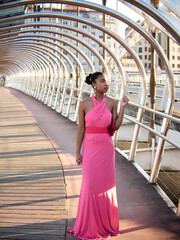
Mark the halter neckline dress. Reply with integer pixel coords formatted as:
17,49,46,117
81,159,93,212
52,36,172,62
69,95,120,239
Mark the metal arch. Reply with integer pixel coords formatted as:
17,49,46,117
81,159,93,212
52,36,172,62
12,48,49,95
0,1,173,105
7,31,95,73
120,0,180,41
21,54,49,98
0,23,100,83
2,42,59,101
0,55,30,74
0,13,142,84
25,33,95,73
0,3,174,114
0,42,78,109
24,37,86,104
0,38,62,75
0,54,29,78
0,64,20,76
0,59,27,75
5,36,85,81
0,2,175,107
2,54,41,93
0,62,24,88
14,38,75,81
0,36,85,90
0,0,179,44
0,30,112,116
17,56,43,95
0,42,54,96
18,44,66,102
0,21,128,99
31,37,85,82
20,50,55,100
0,29,100,116
16,37,77,104
23,26,112,84
0,44,49,75
23,43,65,104
0,64,21,79
0,68,14,77
1,35,81,112
17,43,61,101
0,34,107,109
0,26,107,80
118,1,179,44
21,22,126,110
0,24,111,111
0,13,173,102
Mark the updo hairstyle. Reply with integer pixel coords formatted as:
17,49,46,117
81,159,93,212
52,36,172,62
85,72,103,85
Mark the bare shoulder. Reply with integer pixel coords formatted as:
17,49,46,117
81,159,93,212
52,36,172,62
79,97,93,112
106,96,116,107
81,97,92,106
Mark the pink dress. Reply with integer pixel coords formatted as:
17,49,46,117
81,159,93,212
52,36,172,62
69,95,120,239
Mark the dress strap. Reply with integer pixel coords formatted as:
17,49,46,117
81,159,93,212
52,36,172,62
92,95,106,106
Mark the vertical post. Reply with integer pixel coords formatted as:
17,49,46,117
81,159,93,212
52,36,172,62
148,0,159,146
167,36,170,60
149,116,170,183
102,0,107,68
115,0,119,98
76,6,79,89
148,30,156,146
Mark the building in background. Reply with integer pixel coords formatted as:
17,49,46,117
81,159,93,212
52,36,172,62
125,26,180,72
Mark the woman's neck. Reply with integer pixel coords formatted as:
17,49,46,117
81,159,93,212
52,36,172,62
94,92,104,102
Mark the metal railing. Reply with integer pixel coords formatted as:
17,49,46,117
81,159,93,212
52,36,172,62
0,0,179,215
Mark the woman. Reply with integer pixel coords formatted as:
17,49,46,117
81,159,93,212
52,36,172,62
69,72,129,239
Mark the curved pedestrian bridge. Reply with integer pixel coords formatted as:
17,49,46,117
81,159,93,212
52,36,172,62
0,0,180,239
0,87,179,240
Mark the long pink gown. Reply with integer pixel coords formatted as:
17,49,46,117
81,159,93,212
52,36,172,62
69,95,120,239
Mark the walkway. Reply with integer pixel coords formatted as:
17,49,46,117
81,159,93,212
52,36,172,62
0,87,179,240
0,88,67,239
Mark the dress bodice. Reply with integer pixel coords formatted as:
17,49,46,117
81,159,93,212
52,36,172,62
85,95,112,128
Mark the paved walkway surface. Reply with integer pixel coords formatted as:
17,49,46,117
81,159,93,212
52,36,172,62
0,88,67,239
0,87,180,240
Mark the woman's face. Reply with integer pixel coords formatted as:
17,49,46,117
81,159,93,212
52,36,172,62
94,74,109,93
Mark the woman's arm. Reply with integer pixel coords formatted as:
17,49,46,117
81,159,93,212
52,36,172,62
112,96,129,130
76,101,85,165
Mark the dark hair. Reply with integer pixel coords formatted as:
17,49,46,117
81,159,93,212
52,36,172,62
85,72,103,85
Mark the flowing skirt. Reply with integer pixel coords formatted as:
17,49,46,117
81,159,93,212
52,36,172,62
69,133,120,239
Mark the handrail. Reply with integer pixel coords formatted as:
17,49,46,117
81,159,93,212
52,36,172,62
129,101,180,124
124,115,180,150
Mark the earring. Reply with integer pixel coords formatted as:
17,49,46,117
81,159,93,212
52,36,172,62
93,86,96,96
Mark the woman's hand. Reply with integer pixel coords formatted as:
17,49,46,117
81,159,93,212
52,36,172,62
121,96,129,107
112,95,129,130
76,153,82,165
